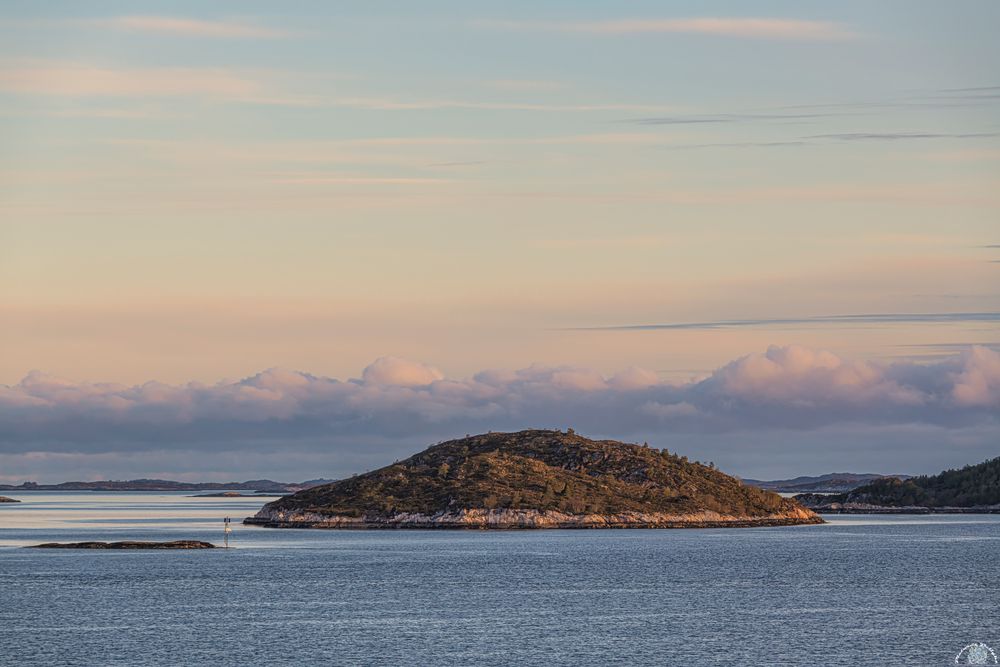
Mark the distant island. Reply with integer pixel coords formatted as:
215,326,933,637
246,430,822,529
0,478,334,493
0,496,20,503
744,472,910,494
191,491,287,498
30,541,216,549
796,456,1000,513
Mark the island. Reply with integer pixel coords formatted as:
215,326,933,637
246,429,822,529
796,456,1000,513
191,491,287,498
743,472,909,494
29,540,216,549
0,496,20,503
0,478,333,493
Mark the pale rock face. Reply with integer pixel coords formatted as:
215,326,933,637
248,506,821,529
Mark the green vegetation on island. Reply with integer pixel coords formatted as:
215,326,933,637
247,430,820,529
796,456,1000,511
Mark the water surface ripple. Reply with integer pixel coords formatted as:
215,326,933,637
1,492,997,665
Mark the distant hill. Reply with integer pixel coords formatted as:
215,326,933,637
247,429,821,529
744,473,910,494
0,478,335,493
796,457,1000,512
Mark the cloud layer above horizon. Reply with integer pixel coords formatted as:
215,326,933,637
2,346,997,482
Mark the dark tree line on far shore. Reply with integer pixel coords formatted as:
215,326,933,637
839,456,1000,507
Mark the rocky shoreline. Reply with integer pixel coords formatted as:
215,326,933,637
30,540,217,549
247,430,823,531
0,496,20,503
245,506,822,529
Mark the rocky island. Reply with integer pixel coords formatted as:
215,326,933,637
30,540,216,549
796,456,1000,513
246,430,822,529
0,496,20,503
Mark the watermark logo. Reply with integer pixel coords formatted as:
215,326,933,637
955,642,998,665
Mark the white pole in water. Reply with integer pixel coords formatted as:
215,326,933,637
223,516,232,549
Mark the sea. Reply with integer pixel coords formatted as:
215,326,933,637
0,492,997,666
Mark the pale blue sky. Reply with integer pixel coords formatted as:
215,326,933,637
0,2,997,480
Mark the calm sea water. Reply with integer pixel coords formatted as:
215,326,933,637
1,492,998,666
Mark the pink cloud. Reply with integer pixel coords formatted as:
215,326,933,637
100,16,287,39
0,347,996,457
609,367,662,390
362,357,444,387
712,345,926,406
951,346,1000,407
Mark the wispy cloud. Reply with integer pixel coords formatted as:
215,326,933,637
921,149,1000,162
0,62,677,112
572,312,1000,332
0,60,265,98
623,112,835,125
273,175,453,186
532,234,673,250
897,342,1000,350
98,133,686,165
926,85,1000,101
427,160,488,168
98,16,287,39
938,85,1000,93
482,17,856,41
44,107,169,119
807,132,996,141
325,96,677,112
486,79,567,91
664,141,807,150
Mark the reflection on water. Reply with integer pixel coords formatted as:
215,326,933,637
0,491,271,539
1,493,999,666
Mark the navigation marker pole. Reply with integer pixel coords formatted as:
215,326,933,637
223,516,232,549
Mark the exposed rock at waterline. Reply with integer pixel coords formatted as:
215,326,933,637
247,430,822,529
30,540,216,549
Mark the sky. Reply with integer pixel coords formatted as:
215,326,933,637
1,1,998,482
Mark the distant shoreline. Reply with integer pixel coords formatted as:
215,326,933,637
190,492,287,498
1,488,282,494
0,478,333,493
811,505,1000,514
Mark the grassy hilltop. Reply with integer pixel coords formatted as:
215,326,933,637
249,430,819,528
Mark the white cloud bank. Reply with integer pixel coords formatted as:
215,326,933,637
1,346,997,455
